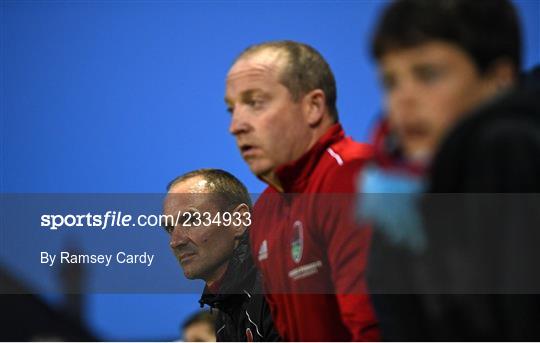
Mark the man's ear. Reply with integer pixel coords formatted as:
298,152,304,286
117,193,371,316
302,89,326,127
231,203,250,238
485,58,517,94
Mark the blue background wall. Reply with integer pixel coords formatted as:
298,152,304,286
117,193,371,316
2,0,539,340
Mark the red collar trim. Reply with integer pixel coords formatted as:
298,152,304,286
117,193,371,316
371,118,427,176
271,123,345,193
207,267,227,294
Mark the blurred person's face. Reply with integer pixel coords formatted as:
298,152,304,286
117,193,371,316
183,322,216,342
379,41,512,160
163,176,243,283
226,49,313,182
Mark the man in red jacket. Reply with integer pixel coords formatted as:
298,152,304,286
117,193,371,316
225,40,380,341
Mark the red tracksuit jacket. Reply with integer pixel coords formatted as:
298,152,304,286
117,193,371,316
250,124,380,341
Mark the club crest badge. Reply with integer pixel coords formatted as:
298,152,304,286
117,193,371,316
291,220,304,263
246,328,254,342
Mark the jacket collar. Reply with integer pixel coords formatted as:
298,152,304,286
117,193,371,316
198,232,256,311
270,123,345,193
370,118,427,176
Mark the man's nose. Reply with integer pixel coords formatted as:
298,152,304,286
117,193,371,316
229,108,250,136
170,226,189,248
393,79,418,110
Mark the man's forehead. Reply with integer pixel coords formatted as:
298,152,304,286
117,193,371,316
381,41,462,69
169,176,213,194
164,177,217,209
227,49,287,81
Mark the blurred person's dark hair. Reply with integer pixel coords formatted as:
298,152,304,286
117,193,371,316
182,310,217,342
235,40,339,121
372,0,522,75
167,168,252,210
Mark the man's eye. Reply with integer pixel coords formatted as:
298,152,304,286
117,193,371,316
417,67,443,84
247,99,263,108
226,106,233,114
381,75,396,92
163,225,174,234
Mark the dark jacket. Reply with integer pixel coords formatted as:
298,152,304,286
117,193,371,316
428,66,540,193
199,233,280,342
418,66,540,340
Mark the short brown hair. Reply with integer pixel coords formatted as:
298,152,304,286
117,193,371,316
167,168,252,210
181,310,216,332
236,40,339,122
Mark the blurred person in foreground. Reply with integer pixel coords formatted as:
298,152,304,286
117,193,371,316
357,0,540,340
421,65,540,341
181,311,217,342
225,40,379,341
163,169,279,341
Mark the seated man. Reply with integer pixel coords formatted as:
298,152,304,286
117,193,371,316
162,169,280,342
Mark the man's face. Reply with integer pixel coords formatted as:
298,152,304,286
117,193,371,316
225,50,312,179
379,41,499,159
163,176,236,282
